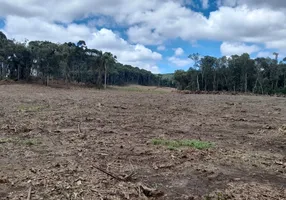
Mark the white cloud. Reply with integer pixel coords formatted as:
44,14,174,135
1,0,286,53
87,29,162,72
217,0,238,7
2,0,286,72
0,0,198,24
1,0,286,51
157,45,166,51
127,25,164,45
0,0,162,23
256,51,286,60
201,0,209,9
125,1,208,43
4,16,92,43
88,30,162,62
256,51,273,58
174,48,184,56
1,15,161,73
265,40,286,50
220,42,260,56
218,0,286,9
168,56,192,67
167,47,191,68
124,2,286,53
87,16,116,28
123,62,160,74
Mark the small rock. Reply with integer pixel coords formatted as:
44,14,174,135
76,180,82,186
152,164,158,170
181,154,188,159
97,103,102,107
30,168,37,173
54,163,61,168
0,178,9,184
275,161,284,165
263,125,273,130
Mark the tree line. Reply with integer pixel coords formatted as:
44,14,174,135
0,31,173,88
174,53,286,94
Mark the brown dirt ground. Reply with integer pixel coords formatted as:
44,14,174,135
0,84,285,200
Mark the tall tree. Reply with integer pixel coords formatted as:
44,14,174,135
200,56,217,91
102,52,117,89
188,53,201,90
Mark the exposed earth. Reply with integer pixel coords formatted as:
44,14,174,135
0,84,285,199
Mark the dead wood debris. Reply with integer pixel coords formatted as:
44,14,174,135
27,185,32,200
94,165,136,182
94,165,164,198
78,122,82,134
113,105,128,109
138,184,165,198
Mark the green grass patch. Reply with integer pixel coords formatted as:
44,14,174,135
17,105,47,113
22,139,41,146
204,192,229,200
0,138,14,144
152,139,214,150
0,137,41,146
167,146,179,151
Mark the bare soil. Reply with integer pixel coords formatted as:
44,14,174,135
0,84,285,200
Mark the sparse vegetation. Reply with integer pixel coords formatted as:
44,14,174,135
22,139,41,146
17,105,47,112
167,146,179,151
205,193,228,200
152,139,214,150
0,138,14,144
0,137,41,146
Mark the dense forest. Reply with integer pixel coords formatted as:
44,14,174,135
0,31,173,88
3,30,285,94
174,53,286,94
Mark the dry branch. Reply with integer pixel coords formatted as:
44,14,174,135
94,165,135,182
78,122,82,134
27,185,32,200
138,184,164,198
94,166,125,181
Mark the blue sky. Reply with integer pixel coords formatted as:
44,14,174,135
0,0,286,73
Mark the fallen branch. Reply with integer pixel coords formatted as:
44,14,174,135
94,166,125,181
94,165,163,198
54,127,96,133
122,171,137,182
90,189,105,200
138,184,164,198
78,123,82,134
94,166,135,182
27,185,32,200
113,105,127,110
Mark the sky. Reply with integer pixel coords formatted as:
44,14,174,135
0,0,286,74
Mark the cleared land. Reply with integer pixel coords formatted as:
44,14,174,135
0,84,285,200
